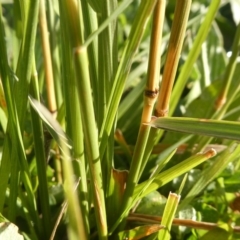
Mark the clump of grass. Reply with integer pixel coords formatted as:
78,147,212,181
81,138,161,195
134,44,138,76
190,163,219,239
0,1,240,239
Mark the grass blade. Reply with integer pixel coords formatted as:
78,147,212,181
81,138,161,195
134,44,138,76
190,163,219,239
170,0,221,115
110,148,176,234
0,4,39,233
39,0,57,114
59,1,89,233
180,142,240,210
29,65,51,238
29,98,87,240
60,1,108,237
149,117,240,141
84,0,134,47
158,192,180,240
134,149,216,200
99,0,158,156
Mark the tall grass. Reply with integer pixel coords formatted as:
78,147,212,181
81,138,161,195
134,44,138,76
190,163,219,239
0,0,240,239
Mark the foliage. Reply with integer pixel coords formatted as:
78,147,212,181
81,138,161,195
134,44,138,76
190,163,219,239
0,0,240,239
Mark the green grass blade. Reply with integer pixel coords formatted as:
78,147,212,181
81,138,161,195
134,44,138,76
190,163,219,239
84,0,134,47
59,2,89,234
80,0,98,116
30,109,51,238
139,135,193,179
60,1,108,237
134,148,216,200
29,66,51,239
215,23,240,110
73,48,108,239
87,0,102,13
180,142,240,210
0,5,39,231
100,0,158,156
97,0,118,194
97,0,117,127
119,2,167,230
158,192,180,240
170,0,221,115
29,98,87,240
0,3,15,211
14,0,39,126
149,117,240,141
217,26,240,117
109,148,176,234
106,168,128,227
29,97,71,151
8,148,19,221
192,23,240,152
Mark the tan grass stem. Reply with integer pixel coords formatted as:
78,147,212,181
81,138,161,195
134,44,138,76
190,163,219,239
39,0,57,116
155,0,192,117
142,0,166,124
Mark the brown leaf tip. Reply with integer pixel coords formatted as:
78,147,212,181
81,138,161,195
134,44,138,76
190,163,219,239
205,148,217,158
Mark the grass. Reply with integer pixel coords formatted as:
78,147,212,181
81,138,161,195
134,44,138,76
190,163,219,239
0,0,240,239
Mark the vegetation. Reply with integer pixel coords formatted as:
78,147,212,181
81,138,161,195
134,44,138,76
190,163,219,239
0,0,240,239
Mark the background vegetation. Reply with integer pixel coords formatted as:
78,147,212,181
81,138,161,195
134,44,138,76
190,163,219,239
0,0,240,239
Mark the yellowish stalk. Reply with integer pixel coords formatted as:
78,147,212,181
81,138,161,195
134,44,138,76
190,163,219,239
142,0,166,123
156,0,192,117
116,0,166,232
39,0,57,116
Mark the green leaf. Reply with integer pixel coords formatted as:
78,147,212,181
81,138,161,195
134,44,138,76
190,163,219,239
149,117,240,141
184,80,222,119
225,171,240,192
199,227,230,240
135,191,167,216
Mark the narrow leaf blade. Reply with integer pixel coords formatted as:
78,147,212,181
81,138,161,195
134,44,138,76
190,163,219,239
149,117,240,141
